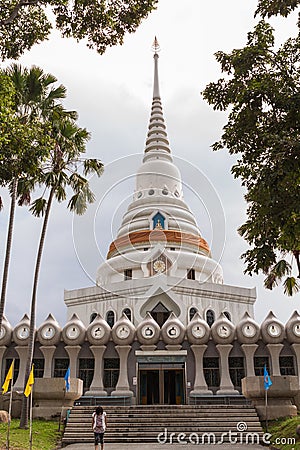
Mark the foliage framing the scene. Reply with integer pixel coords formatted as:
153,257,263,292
203,19,300,296
0,0,158,60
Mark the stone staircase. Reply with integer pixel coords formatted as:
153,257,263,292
62,404,264,446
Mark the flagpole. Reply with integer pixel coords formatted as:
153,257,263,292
265,387,268,432
29,389,33,450
3,359,15,450
60,367,70,432
263,364,272,433
6,379,13,450
58,387,66,432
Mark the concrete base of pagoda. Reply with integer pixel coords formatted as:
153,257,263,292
84,389,107,396
190,390,213,396
242,376,299,420
216,389,240,395
32,378,83,419
111,390,134,397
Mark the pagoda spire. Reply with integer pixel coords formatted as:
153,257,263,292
144,37,171,156
152,36,160,99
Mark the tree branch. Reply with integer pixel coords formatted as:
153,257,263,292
1,0,40,25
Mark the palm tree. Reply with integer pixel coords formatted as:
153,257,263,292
19,113,103,428
0,65,66,335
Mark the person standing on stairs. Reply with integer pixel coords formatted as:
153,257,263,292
92,405,107,450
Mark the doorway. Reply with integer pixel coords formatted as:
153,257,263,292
139,363,185,405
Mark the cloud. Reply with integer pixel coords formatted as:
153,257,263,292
0,0,298,327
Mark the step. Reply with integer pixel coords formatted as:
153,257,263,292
63,434,265,444
62,403,264,445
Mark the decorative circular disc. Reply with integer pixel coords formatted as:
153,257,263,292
141,325,155,339
166,324,180,338
153,260,166,273
0,327,6,340
242,324,257,338
91,325,106,339
41,326,56,340
267,323,281,338
66,326,80,340
116,325,130,339
191,324,206,339
16,327,29,340
217,325,231,339
293,323,300,337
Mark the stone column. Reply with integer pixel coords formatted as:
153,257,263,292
267,343,284,376
292,344,300,383
65,346,81,378
111,345,133,397
216,344,239,395
241,344,258,377
85,345,107,396
190,345,212,395
291,344,300,410
0,346,7,374
14,346,28,390
40,346,56,378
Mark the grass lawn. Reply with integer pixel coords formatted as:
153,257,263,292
266,415,300,449
0,419,62,450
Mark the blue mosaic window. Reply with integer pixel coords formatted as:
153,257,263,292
153,212,165,229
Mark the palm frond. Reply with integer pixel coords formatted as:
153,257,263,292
283,277,300,296
271,259,292,279
264,272,278,290
18,192,31,206
43,171,58,188
69,172,86,190
17,177,35,197
29,197,47,217
68,183,95,215
47,85,67,102
83,159,104,176
55,184,66,202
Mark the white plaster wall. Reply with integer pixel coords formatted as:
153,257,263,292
65,277,256,328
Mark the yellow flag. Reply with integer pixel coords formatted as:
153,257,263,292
24,365,34,397
2,360,14,394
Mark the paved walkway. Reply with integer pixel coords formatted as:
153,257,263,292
64,444,266,449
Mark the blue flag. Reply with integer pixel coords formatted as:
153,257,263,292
264,365,272,390
64,367,70,392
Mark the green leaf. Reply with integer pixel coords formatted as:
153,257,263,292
283,277,300,296
55,184,66,202
67,183,95,215
271,259,292,279
83,159,104,176
264,272,278,290
29,197,47,217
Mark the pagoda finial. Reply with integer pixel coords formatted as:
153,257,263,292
152,36,160,55
152,36,160,99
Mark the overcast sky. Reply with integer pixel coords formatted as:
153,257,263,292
0,0,299,328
